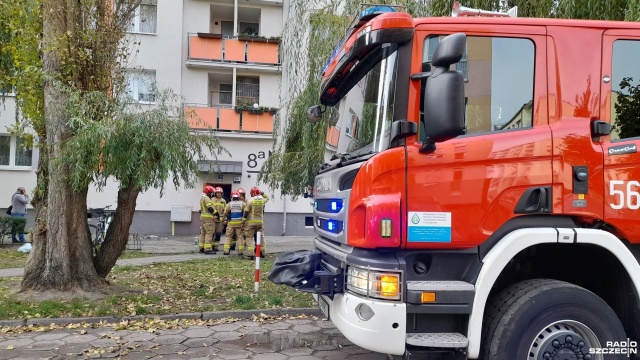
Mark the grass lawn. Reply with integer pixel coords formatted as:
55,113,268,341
0,256,315,320
0,248,157,269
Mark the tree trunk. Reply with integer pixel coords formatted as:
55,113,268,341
94,182,141,278
21,0,105,292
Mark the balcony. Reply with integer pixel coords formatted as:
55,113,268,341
187,33,280,72
185,105,273,134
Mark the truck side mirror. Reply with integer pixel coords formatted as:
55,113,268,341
421,33,466,151
307,105,324,123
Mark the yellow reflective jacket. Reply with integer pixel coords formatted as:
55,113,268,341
200,195,217,219
211,197,227,221
243,193,269,223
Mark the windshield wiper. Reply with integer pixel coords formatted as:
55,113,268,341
340,150,374,163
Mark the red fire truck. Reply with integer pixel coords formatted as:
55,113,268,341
274,3,640,359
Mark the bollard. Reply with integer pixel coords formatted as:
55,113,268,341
254,231,261,292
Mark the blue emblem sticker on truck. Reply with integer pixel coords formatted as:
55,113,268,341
408,212,452,242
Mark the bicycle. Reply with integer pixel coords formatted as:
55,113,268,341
87,205,115,248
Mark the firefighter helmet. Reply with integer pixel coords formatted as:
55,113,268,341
215,186,223,194
204,185,215,195
237,188,246,195
231,190,240,200
250,187,261,197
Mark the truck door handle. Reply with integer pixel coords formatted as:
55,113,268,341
514,186,552,214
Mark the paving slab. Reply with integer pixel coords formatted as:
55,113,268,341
0,314,390,360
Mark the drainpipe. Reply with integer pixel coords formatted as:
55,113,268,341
282,196,287,236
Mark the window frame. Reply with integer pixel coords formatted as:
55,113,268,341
127,1,157,35
609,38,640,142
420,33,537,140
0,134,33,170
125,70,157,104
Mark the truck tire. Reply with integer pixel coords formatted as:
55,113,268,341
481,279,627,360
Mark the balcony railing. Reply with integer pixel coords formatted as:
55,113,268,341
185,105,273,133
188,33,280,66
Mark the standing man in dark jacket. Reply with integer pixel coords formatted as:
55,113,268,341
10,187,29,243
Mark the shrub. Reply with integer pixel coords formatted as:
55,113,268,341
0,217,27,239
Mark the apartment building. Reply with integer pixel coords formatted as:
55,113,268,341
0,0,315,236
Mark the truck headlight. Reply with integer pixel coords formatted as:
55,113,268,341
346,266,401,300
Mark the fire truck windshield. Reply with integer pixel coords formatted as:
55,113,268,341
324,50,398,162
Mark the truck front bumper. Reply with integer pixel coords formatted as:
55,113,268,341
317,292,406,355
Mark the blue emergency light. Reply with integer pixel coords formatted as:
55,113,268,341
315,199,343,213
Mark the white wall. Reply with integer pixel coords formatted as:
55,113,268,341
182,67,212,106
88,134,311,214
260,6,283,37
258,73,281,107
127,1,184,94
0,96,38,209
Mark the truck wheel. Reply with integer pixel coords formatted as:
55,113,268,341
481,279,627,360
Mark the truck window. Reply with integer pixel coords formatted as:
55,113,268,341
422,35,535,137
611,40,640,141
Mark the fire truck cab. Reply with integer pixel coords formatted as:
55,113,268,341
276,3,640,360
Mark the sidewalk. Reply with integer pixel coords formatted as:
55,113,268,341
0,235,315,278
0,309,391,360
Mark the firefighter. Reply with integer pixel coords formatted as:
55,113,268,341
242,186,269,260
199,185,219,254
223,190,245,255
230,188,247,250
211,186,227,252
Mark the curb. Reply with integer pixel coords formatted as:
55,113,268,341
0,308,323,328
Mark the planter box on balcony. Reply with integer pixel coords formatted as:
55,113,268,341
238,36,281,44
248,109,264,115
197,32,223,39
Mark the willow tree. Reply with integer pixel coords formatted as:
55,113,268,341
261,0,640,197
0,0,224,292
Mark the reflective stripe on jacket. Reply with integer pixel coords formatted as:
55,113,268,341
200,195,215,219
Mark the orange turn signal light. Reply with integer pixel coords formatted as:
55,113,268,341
421,292,436,303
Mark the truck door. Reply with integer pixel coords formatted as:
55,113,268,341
601,32,640,242
405,25,549,248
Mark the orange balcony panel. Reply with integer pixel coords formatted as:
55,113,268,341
225,39,246,62
186,107,217,129
326,125,339,147
247,42,279,64
189,37,223,60
242,112,273,132
218,108,241,131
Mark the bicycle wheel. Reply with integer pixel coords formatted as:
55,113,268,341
88,224,103,247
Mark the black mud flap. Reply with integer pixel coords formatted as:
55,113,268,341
268,250,344,297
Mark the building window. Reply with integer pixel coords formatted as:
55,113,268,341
236,76,260,106
128,0,157,34
125,71,156,103
0,136,9,166
0,135,32,168
219,84,232,105
15,137,32,167
239,22,259,36
0,84,15,96
423,35,535,136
